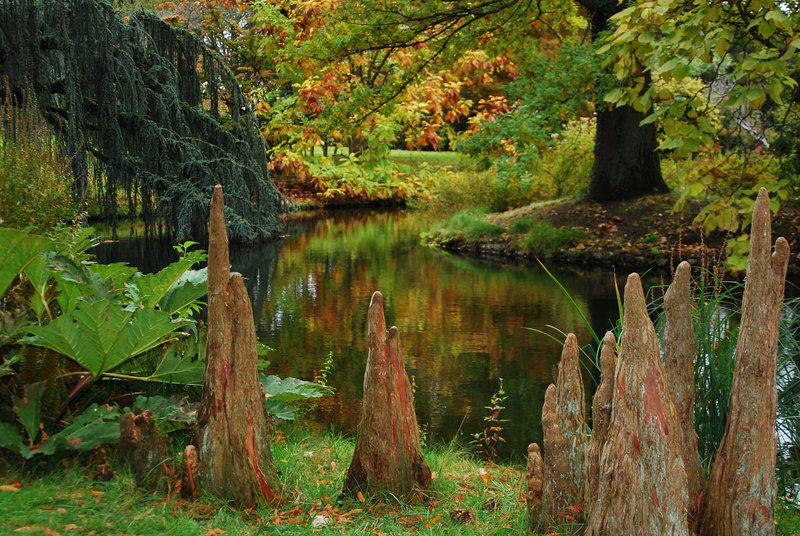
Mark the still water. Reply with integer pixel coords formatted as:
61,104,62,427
95,209,625,459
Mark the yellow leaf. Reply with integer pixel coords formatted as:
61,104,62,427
0,485,20,492
357,491,365,503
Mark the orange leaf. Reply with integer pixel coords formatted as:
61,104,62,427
357,491,365,503
204,529,225,536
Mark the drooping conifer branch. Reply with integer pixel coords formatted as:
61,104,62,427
0,0,285,242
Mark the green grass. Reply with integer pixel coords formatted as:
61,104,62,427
434,210,506,242
521,223,585,255
0,424,533,535
389,150,464,169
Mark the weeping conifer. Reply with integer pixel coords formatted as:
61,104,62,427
0,0,285,241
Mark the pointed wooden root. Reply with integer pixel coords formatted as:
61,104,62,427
701,188,789,536
344,291,430,502
585,274,690,536
194,184,282,507
663,261,705,524
181,445,198,500
119,410,173,492
540,333,586,524
526,442,544,526
584,331,616,511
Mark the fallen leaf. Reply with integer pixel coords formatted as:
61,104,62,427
356,491,365,503
56,508,68,515
204,529,225,536
64,525,80,531
0,485,20,492
15,526,60,536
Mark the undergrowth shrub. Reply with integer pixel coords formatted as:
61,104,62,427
534,117,595,199
522,223,585,255
0,92,74,229
434,209,505,241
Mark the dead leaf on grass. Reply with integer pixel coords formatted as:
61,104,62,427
15,526,60,536
204,529,225,536
63,525,80,532
1,484,20,492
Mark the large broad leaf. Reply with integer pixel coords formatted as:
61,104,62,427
12,382,46,443
158,268,207,315
260,374,326,403
51,404,122,452
0,228,53,298
114,332,205,385
89,262,138,290
131,395,198,434
266,400,299,421
22,302,186,378
0,422,24,455
127,250,206,309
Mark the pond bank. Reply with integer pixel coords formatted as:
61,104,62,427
420,194,800,283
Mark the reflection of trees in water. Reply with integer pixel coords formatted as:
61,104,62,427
93,210,627,459
256,209,622,458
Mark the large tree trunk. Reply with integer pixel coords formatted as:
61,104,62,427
700,188,790,536
193,184,282,507
343,291,431,502
577,0,669,203
587,105,668,202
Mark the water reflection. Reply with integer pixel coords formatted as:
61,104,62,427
95,209,623,460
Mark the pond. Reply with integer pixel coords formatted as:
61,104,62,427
94,209,626,460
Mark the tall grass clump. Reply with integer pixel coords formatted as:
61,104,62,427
0,87,75,229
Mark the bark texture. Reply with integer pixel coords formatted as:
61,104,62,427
584,331,616,510
343,291,430,502
526,442,544,526
119,410,172,492
541,384,574,524
194,185,281,507
700,188,790,536
664,261,705,523
585,274,690,536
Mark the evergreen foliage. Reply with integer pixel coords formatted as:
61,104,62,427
0,0,285,242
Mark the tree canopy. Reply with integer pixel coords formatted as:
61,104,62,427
0,0,286,242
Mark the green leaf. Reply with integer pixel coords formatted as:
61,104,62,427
89,263,138,289
0,228,53,298
127,252,204,310
0,422,24,454
12,382,46,443
52,404,122,452
260,374,325,403
22,302,185,378
158,268,207,315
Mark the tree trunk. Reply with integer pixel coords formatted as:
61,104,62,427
586,105,668,202
119,411,173,492
194,184,282,507
343,291,431,502
576,0,669,203
700,188,790,536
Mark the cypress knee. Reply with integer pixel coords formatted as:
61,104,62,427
663,261,704,524
526,442,544,526
193,185,281,506
700,188,790,536
585,274,690,536
343,291,430,502
584,331,616,512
